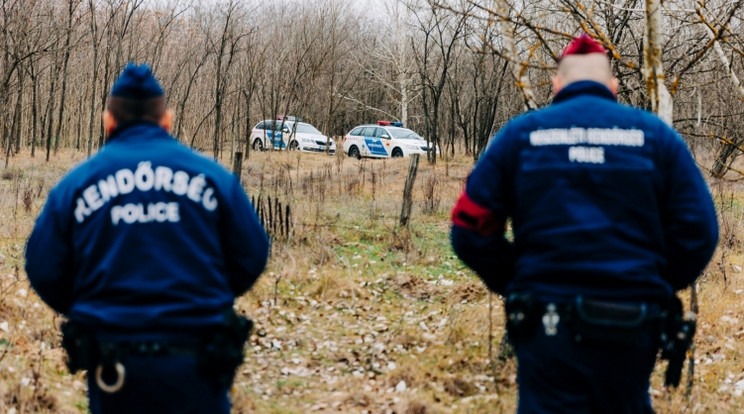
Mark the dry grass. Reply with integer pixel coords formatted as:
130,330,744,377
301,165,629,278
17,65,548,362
0,147,742,413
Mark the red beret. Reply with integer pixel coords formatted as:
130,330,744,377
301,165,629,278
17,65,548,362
560,33,607,59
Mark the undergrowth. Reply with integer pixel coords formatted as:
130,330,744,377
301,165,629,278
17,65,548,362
0,148,740,413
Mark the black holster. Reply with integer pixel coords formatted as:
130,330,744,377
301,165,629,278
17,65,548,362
504,292,542,340
197,310,254,389
61,319,97,373
659,296,696,388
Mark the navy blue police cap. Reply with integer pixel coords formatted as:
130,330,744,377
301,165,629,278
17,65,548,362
110,62,164,100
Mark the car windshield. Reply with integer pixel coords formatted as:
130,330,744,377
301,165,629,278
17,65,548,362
387,127,422,140
296,123,323,135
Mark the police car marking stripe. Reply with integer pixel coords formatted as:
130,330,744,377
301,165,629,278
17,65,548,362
364,137,388,156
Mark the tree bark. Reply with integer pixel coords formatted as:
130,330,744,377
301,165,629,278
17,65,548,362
643,0,673,124
497,0,537,112
54,0,78,154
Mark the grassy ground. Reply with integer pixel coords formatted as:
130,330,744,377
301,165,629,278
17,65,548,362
0,146,742,413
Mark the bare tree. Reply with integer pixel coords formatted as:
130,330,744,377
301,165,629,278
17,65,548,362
410,0,469,164
53,1,83,155
0,0,742,180
1,0,55,165
203,0,245,159
643,0,672,123
495,0,538,111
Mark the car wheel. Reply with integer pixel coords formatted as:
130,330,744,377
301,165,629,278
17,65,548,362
289,140,299,151
252,139,264,151
348,146,361,159
392,148,403,158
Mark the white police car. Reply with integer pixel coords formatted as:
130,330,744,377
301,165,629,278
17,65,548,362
249,117,336,154
342,121,439,159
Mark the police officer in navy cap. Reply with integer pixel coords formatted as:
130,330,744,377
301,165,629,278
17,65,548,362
451,34,719,413
25,62,270,413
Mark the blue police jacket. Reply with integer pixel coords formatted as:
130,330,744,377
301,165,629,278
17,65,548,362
451,81,719,302
25,122,270,332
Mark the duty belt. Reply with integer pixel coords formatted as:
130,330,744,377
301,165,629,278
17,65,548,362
505,294,660,342
504,292,695,387
94,339,203,393
61,311,253,394
105,340,202,357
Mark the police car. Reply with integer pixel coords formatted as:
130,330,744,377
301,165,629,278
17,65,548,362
342,121,439,159
249,116,336,154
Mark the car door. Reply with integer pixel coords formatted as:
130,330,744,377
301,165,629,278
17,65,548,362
377,127,395,157
250,121,267,148
362,127,390,158
276,122,291,150
261,121,285,150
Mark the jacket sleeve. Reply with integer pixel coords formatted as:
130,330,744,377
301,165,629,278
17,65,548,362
661,128,719,290
220,176,270,296
25,188,75,315
450,193,514,294
450,127,515,295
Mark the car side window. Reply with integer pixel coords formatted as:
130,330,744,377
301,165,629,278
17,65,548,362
375,128,387,138
360,127,375,137
256,121,266,130
350,127,363,136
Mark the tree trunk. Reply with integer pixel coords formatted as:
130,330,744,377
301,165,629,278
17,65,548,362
54,0,77,154
30,68,38,158
703,18,744,178
497,0,537,111
643,0,673,124
87,0,100,158
11,70,23,155
45,56,60,162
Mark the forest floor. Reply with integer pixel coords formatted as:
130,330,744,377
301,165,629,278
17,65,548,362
1,147,744,413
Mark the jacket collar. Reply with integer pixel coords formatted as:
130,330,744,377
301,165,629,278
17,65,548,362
552,80,616,104
106,120,169,142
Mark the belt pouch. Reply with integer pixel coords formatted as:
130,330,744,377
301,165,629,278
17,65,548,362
568,297,653,347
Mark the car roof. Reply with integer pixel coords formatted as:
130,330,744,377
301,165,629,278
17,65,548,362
257,119,318,127
261,119,296,123
349,124,417,131
352,124,389,129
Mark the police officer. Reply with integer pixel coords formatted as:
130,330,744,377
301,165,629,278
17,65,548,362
451,34,718,413
25,63,270,414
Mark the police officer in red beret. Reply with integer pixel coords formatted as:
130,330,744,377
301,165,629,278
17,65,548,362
25,63,270,413
451,34,718,413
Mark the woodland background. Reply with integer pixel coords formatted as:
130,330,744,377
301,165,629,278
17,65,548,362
0,0,743,174
3,0,744,413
